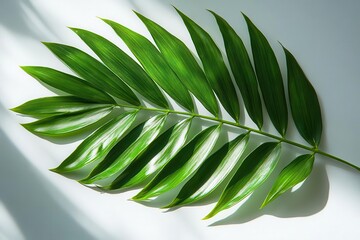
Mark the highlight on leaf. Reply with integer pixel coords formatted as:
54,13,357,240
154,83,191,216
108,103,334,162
12,7,359,222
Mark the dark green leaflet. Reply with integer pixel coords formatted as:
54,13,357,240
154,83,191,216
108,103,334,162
243,14,288,136
262,154,314,208
133,124,221,201
102,19,194,112
70,28,168,108
80,114,167,184
11,96,112,118
136,12,219,116
22,106,113,137
211,11,263,128
284,47,322,147
205,142,281,219
165,133,249,208
52,111,137,173
43,42,140,105
176,8,240,122
108,118,192,190
21,66,114,104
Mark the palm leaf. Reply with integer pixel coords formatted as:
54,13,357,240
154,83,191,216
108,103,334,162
13,8,359,221
243,14,288,136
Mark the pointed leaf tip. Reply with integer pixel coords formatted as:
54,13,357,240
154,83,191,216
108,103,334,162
169,133,249,207
243,13,287,135
104,17,194,111
54,111,137,172
206,142,281,218
262,154,315,208
136,11,219,116
72,27,168,108
176,8,240,121
284,46,322,147
44,42,140,105
135,125,221,200
212,11,263,127
109,118,192,190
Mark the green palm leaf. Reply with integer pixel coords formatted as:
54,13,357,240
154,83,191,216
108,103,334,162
136,12,219,116
22,106,113,137
108,118,192,190
80,114,167,184
243,14,288,136
211,11,263,128
175,8,240,121
262,154,315,208
43,43,140,105
20,66,115,104
102,18,194,112
133,124,221,201
11,96,112,118
70,28,168,108
12,8,359,222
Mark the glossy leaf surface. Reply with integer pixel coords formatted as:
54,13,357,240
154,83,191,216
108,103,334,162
133,124,221,200
262,154,314,207
166,133,249,208
176,8,240,122
205,142,281,219
22,106,113,137
80,114,167,184
52,111,137,173
243,14,288,136
12,96,112,118
109,118,192,190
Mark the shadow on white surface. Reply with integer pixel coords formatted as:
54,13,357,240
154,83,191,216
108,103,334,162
0,103,114,240
0,0,57,39
210,162,329,226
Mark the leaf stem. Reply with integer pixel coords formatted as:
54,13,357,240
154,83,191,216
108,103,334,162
115,104,359,172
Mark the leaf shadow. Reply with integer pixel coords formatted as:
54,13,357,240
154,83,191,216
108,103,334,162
0,0,57,39
0,105,115,239
209,161,329,226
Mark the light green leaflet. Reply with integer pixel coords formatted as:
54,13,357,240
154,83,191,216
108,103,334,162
108,118,192,190
22,106,113,137
80,114,167,184
133,124,221,201
11,96,112,118
166,133,249,208
13,8,359,222
205,142,281,219
52,111,137,173
262,154,315,208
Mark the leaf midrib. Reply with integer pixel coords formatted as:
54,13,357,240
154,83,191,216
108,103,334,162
111,103,359,171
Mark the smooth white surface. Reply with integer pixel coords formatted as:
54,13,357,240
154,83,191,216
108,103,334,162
1,0,360,239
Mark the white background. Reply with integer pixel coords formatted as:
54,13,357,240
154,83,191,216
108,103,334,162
1,0,360,239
